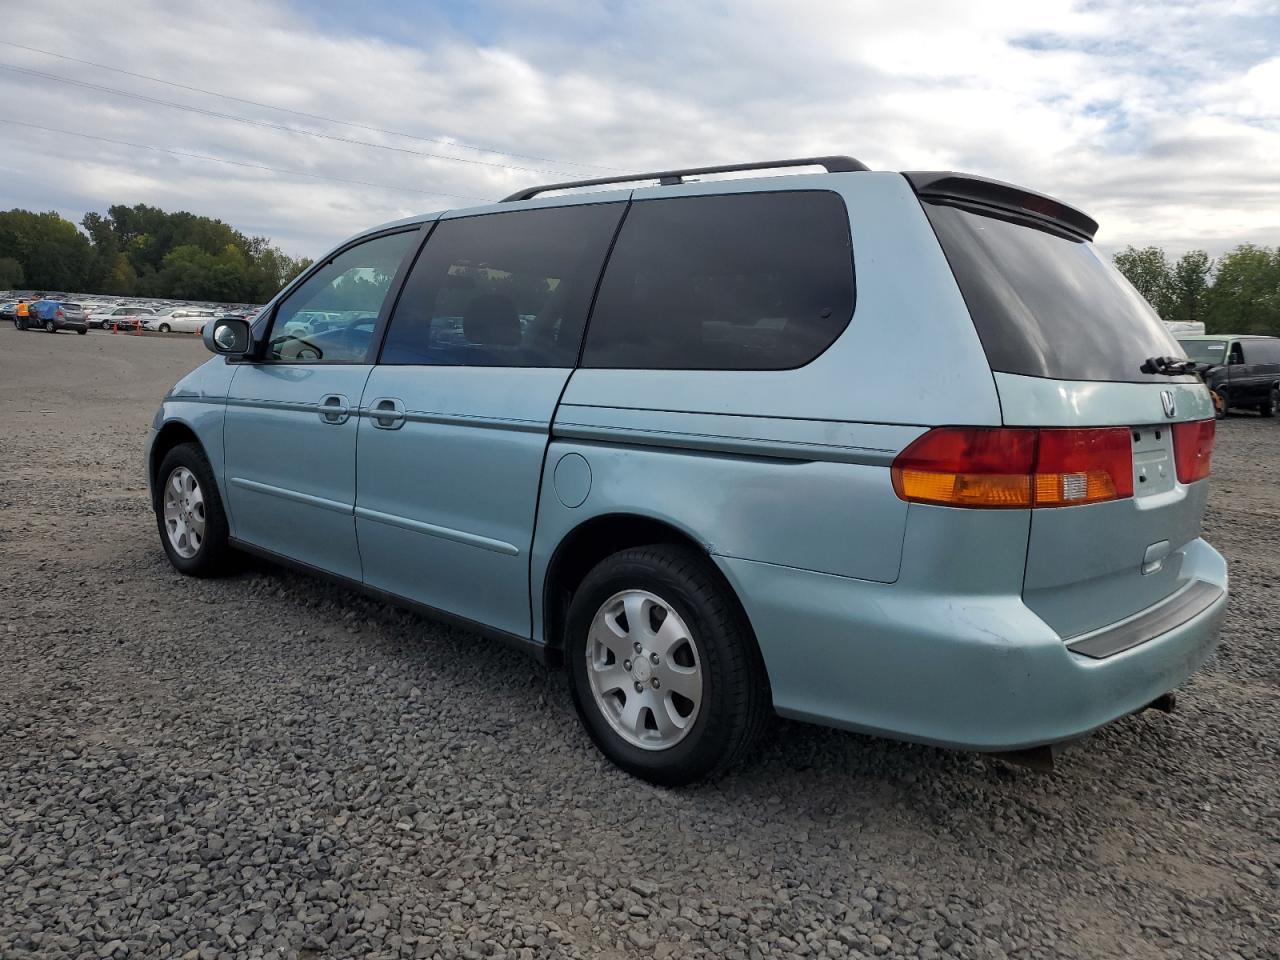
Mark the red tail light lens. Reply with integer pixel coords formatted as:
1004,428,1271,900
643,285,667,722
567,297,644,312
892,427,1135,509
1172,419,1215,483
1034,428,1134,505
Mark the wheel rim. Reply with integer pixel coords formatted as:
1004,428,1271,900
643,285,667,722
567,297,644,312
585,589,703,751
162,466,206,559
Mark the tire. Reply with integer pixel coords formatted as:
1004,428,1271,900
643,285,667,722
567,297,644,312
154,442,233,576
45,320,56,333
1262,388,1278,419
158,323,171,333
565,544,769,786
76,327,87,335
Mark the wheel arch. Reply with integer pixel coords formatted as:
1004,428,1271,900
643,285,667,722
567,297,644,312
149,420,204,508
540,512,763,666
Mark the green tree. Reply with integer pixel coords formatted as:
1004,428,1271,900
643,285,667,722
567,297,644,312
1113,245,1174,319
0,209,93,290
0,256,24,288
1204,245,1280,335
1168,250,1213,324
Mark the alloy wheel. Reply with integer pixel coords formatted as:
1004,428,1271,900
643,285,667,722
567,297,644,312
162,465,206,559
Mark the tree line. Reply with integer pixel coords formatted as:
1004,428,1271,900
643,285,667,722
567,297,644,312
0,204,313,304
1112,244,1280,335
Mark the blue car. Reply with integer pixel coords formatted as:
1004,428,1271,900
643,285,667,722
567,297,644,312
23,298,88,334
147,157,1227,784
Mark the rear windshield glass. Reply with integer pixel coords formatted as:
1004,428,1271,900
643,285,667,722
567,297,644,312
922,201,1188,382
1177,339,1228,364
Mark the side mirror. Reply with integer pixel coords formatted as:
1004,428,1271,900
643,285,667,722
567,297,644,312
204,317,252,356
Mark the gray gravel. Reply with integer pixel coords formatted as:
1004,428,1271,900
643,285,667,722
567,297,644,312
1,324,1277,960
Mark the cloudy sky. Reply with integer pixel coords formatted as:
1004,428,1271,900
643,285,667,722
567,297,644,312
0,0,1276,260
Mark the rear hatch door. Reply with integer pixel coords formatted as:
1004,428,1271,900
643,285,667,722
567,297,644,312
912,173,1215,639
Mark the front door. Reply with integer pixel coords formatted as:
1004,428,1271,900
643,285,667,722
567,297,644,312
222,228,421,581
355,199,627,637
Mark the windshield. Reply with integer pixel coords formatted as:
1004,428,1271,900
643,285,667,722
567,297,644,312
923,200,1191,382
1177,339,1228,365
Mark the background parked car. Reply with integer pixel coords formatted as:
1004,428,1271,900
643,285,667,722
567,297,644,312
0,302,15,322
143,308,217,333
25,299,88,334
1178,334,1280,418
91,305,156,330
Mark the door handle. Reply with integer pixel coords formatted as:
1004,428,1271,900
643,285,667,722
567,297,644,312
318,394,351,425
369,397,407,430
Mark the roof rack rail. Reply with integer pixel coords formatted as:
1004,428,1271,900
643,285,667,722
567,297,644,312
500,156,869,202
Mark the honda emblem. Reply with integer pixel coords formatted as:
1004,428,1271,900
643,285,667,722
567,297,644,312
1161,390,1177,419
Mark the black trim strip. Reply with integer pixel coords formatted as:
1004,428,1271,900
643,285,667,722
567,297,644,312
1067,580,1224,659
229,538,555,665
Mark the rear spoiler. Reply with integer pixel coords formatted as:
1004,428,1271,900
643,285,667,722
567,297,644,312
903,171,1098,242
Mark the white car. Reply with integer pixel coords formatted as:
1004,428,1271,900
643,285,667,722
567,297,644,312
143,309,218,333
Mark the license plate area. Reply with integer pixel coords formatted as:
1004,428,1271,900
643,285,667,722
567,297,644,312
1131,425,1176,498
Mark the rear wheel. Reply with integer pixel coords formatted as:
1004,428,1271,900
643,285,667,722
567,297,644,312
45,320,56,333
154,442,233,576
1262,388,1278,418
565,544,769,786
158,323,171,333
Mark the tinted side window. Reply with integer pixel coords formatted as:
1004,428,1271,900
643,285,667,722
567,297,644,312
1247,340,1280,364
381,204,625,367
267,230,418,363
582,191,853,370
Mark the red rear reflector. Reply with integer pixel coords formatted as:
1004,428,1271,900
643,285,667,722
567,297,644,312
892,426,1135,509
1172,419,1214,483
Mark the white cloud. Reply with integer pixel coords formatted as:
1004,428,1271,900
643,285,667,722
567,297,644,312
0,0,1275,259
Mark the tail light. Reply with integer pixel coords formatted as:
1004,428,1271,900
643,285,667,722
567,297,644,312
1172,419,1215,483
892,426,1134,509
56,308,64,318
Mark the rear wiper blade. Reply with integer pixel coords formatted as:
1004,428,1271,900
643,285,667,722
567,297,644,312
1141,356,1198,376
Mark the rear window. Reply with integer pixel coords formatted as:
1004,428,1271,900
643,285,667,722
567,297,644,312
923,201,1187,382
582,191,854,370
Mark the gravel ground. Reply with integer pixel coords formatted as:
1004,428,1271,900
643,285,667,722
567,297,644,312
1,323,1277,960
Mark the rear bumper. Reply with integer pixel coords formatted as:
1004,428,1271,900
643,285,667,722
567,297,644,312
714,537,1227,752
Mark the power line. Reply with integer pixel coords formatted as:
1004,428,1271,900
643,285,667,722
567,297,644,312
0,62,582,178
0,117,497,203
0,39,616,173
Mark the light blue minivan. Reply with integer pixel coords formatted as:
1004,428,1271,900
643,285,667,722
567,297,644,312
149,157,1228,784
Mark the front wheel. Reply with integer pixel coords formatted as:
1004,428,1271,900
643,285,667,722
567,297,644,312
154,442,233,576
1210,388,1228,419
565,544,769,786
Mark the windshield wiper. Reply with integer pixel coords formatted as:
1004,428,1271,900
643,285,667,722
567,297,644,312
1141,356,1198,376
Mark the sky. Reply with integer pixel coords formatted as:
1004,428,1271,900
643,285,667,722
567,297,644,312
0,0,1276,261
